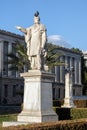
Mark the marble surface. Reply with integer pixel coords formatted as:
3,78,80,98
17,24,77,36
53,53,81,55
3,70,58,127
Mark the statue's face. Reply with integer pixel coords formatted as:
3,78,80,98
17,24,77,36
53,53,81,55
34,16,40,24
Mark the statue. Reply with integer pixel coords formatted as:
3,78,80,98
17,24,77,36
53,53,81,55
16,11,47,70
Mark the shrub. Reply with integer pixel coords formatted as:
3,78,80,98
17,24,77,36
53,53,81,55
53,99,87,108
54,107,87,120
74,100,87,108
71,108,87,119
2,119,87,130
53,100,64,107
54,107,71,120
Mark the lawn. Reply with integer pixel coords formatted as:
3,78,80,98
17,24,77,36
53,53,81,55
0,114,17,129
0,114,87,130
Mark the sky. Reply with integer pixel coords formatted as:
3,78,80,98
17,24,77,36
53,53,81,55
0,0,87,51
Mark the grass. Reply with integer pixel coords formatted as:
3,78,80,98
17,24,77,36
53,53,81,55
0,114,17,129
0,113,87,130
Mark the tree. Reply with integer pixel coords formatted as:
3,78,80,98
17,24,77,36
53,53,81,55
81,55,87,95
6,41,65,98
6,41,64,73
46,43,65,71
71,47,82,53
5,40,30,73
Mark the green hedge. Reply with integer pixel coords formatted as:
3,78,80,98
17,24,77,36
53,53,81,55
53,100,87,108
54,107,71,120
54,107,87,120
74,100,87,108
71,108,87,119
53,100,64,107
2,119,87,130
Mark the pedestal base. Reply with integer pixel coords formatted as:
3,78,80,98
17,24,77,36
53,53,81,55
62,97,76,108
18,110,58,123
2,122,29,127
3,111,58,127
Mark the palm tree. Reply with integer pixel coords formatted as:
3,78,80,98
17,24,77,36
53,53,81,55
5,40,30,73
6,41,64,98
6,41,64,73
46,43,65,71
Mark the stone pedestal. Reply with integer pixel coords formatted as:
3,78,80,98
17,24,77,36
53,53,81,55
62,71,76,108
17,70,58,122
3,70,58,127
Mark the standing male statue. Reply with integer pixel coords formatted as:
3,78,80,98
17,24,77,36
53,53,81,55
16,11,47,70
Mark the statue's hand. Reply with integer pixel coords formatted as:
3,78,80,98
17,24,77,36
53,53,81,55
41,48,47,57
15,26,27,34
15,26,22,30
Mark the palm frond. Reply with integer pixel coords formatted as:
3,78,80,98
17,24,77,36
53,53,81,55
46,43,65,69
5,40,30,72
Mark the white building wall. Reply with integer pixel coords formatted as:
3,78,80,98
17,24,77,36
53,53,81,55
54,49,82,99
0,30,24,104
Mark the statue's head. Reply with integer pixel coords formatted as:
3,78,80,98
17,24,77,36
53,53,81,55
34,11,40,24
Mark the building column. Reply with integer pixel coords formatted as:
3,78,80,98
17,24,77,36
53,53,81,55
65,56,68,68
60,56,63,83
74,59,77,84
70,57,74,85
70,57,72,68
0,40,4,75
78,60,81,84
0,40,4,104
55,66,58,82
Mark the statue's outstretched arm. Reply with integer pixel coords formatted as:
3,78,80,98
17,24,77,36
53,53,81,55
16,26,27,34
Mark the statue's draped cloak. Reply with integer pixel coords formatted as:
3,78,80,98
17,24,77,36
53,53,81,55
25,24,46,57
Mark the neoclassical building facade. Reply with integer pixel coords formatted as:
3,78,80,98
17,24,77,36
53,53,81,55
0,29,24,105
52,47,82,100
0,29,82,104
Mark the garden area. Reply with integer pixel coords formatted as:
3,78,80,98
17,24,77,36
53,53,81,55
1,102,87,130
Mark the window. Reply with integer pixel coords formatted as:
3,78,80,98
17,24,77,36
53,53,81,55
67,56,70,68
72,57,75,83
13,85,16,97
12,43,16,55
20,85,24,91
73,89,75,96
4,85,8,97
53,87,55,100
3,41,8,76
58,88,60,98
12,43,16,77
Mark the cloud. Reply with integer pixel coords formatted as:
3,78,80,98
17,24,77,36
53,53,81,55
47,35,72,48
